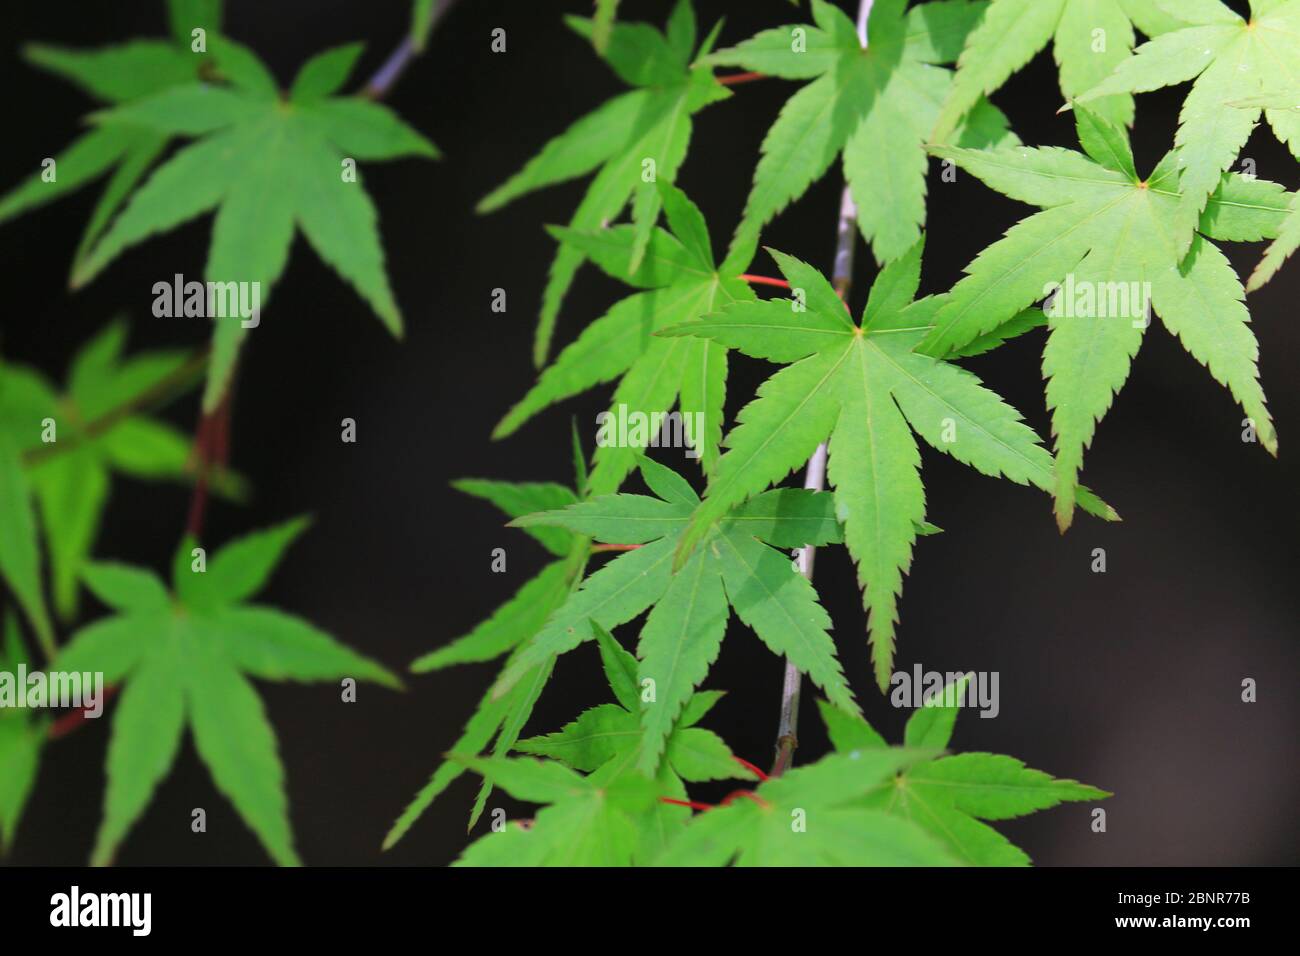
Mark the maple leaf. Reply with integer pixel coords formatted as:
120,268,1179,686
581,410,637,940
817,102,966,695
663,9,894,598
703,0,1017,266
1228,88,1300,289
492,457,861,774
516,623,753,860
932,0,1188,142
0,438,53,656
662,239,1117,689
593,0,623,54
493,182,755,489
1075,0,1300,253
823,676,1108,865
383,470,591,849
452,756,661,867
1250,190,1300,288
54,519,398,865
653,746,957,866
477,0,726,368
0,612,47,855
0,3,212,274
914,105,1290,529
66,36,437,411
0,322,243,621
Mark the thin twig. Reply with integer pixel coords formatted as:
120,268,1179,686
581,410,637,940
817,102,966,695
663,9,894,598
185,387,232,540
362,0,460,100
740,274,791,289
661,797,715,811
771,0,873,779
718,71,768,86
48,685,119,739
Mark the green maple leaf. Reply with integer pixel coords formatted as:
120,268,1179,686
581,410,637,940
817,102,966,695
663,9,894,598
517,632,746,785
54,519,398,865
703,0,1018,266
383,472,592,849
410,480,582,674
822,676,1109,865
1250,190,1300,288
516,623,752,860
494,182,756,490
492,457,861,775
932,0,1187,142
477,0,729,367
0,612,48,855
653,746,958,866
593,0,623,53
1075,0,1300,252
0,4,210,273
452,756,661,867
914,105,1289,529
1227,88,1300,289
662,240,1116,689
1,321,243,622
66,36,437,411
0,437,53,656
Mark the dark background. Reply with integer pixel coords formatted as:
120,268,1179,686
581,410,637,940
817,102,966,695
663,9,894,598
1,0,1296,867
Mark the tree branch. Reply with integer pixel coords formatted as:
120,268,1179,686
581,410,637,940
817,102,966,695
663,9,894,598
771,0,873,778
185,386,233,540
718,71,768,86
362,0,460,100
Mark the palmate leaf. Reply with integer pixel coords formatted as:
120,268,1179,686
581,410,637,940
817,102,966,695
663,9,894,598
827,677,1108,865
452,756,660,866
1249,191,1300,289
383,474,590,849
514,625,752,861
55,519,398,866
493,458,861,774
914,105,1288,530
477,0,729,367
0,321,242,621
932,0,1187,142
0,321,241,624
704,0,1018,266
663,240,1117,690
68,36,437,411
1076,0,1300,253
0,612,48,854
0,5,206,273
0,437,53,655
654,747,958,866
1223,89,1300,289
494,182,754,490
464,696,941,866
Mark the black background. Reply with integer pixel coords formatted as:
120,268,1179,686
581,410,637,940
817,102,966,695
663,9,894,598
0,0,1296,867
